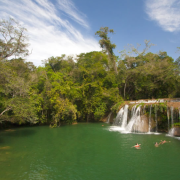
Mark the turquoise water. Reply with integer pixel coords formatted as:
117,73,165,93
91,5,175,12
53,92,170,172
0,123,180,180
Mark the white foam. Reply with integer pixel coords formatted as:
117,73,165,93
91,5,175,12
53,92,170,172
108,126,161,135
109,126,125,132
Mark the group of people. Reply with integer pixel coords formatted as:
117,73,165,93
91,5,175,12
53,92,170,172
154,140,170,147
132,140,171,149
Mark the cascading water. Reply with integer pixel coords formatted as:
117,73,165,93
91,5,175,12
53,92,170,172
167,107,170,133
106,112,112,123
171,106,174,127
169,106,174,136
111,102,180,134
131,105,136,118
121,105,129,128
110,98,180,136
148,105,152,133
113,107,124,126
113,105,129,128
126,106,141,132
143,105,146,114
112,105,153,133
155,105,158,133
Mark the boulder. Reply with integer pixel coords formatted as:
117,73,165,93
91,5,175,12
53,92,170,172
173,127,180,136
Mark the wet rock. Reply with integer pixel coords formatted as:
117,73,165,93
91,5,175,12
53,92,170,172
173,127,180,136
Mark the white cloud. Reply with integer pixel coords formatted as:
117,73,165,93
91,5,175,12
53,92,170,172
0,0,100,66
145,0,180,32
57,0,88,28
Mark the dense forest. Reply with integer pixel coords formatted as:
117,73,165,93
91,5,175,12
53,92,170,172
1,18,180,127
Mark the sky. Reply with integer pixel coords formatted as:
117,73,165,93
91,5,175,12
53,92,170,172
0,0,180,66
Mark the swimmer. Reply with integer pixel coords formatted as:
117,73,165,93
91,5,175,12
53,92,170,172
155,142,159,147
162,140,171,144
160,140,171,145
132,143,141,149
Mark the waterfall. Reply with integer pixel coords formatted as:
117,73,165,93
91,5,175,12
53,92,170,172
112,103,174,134
155,105,158,132
109,99,180,135
143,105,146,114
113,105,129,128
169,106,174,136
131,105,136,118
171,106,174,127
167,107,170,133
106,112,112,123
113,107,124,126
148,105,152,133
121,105,129,128
126,106,141,132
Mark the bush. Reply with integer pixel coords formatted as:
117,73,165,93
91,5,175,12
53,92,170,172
173,122,180,127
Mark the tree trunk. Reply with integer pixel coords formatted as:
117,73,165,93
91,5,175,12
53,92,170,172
0,107,11,116
124,81,127,100
112,56,118,75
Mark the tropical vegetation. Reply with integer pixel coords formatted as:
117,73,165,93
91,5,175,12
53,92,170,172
1,18,180,127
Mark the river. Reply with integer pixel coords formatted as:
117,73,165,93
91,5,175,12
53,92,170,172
0,123,179,180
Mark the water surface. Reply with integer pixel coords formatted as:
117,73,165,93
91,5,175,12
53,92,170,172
0,123,179,180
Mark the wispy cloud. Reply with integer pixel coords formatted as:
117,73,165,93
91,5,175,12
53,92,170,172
145,0,180,32
57,0,88,28
0,0,100,66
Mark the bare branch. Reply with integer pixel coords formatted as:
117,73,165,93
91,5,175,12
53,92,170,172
0,107,12,116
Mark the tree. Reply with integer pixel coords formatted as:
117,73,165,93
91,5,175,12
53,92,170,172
74,51,122,121
36,56,79,126
118,41,155,99
118,46,178,100
0,18,37,124
0,18,29,60
95,27,117,74
0,58,38,124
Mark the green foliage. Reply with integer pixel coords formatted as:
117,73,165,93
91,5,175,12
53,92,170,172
173,122,180,127
118,42,179,100
94,102,107,120
95,27,117,74
111,101,124,113
137,102,145,108
1,20,180,128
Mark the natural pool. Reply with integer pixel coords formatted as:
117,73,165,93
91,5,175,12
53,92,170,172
0,123,180,180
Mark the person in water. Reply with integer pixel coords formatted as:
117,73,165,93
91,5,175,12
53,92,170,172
133,143,141,149
159,140,171,145
155,142,159,147
162,140,171,144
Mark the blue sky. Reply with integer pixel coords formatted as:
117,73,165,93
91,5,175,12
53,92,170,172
0,0,180,66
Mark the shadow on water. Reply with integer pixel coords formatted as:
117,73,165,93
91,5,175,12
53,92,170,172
0,137,4,144
6,129,36,137
0,128,37,146
1,128,37,137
